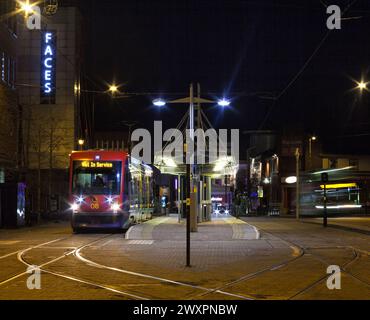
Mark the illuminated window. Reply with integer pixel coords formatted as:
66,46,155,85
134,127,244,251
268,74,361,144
0,168,4,183
1,52,4,82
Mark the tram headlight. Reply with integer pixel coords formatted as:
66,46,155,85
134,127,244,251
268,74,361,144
111,203,120,212
71,203,79,212
76,196,85,204
105,196,114,205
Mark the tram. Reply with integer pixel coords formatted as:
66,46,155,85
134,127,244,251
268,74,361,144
300,174,369,216
69,150,154,232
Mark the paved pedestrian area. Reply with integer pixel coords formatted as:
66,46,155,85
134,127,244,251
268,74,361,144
0,217,369,300
126,216,260,241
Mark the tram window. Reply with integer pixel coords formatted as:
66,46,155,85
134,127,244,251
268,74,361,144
72,161,122,195
124,159,130,196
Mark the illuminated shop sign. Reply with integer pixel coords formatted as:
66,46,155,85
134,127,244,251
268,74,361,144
41,31,56,104
81,161,114,169
211,197,223,202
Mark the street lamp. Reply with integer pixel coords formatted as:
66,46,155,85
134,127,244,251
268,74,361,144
153,99,166,107
217,98,231,107
295,148,300,220
357,81,368,92
309,135,317,170
18,0,35,15
78,139,85,150
153,84,232,267
108,84,119,95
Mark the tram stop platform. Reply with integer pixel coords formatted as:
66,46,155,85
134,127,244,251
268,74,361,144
126,216,260,241
95,216,296,286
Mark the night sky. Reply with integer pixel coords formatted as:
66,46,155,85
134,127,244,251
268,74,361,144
81,0,370,154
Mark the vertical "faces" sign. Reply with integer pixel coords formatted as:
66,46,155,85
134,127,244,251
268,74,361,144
41,31,56,104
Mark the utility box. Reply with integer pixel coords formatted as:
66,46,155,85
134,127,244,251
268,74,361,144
0,183,26,228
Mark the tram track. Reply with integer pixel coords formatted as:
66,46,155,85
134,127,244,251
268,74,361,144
73,238,253,300
0,237,72,285
1,232,249,300
190,223,370,300
16,234,151,300
0,234,146,300
288,246,369,299
1,220,368,300
0,237,71,261
189,232,306,300
17,238,149,300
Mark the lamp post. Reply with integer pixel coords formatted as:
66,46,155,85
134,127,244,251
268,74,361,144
308,135,317,170
295,148,300,220
153,84,231,267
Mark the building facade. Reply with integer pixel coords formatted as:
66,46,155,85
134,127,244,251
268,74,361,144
246,128,370,216
15,3,85,216
0,0,18,184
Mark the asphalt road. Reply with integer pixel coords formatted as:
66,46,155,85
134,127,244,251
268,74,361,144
0,217,369,300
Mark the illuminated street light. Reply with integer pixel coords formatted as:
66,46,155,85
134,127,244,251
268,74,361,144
109,84,119,95
356,80,369,92
78,139,85,151
357,81,367,91
309,135,317,170
285,176,297,184
153,99,166,107
217,98,231,107
19,0,35,15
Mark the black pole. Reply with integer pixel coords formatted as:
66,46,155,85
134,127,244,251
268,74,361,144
186,160,191,267
323,184,328,228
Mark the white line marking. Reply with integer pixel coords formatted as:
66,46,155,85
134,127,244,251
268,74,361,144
127,240,154,245
75,246,252,300
0,238,65,260
125,226,134,240
11,236,148,300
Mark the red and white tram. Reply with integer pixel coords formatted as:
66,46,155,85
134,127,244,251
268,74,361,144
69,150,154,232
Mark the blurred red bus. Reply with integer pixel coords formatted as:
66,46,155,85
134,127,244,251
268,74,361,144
69,150,154,232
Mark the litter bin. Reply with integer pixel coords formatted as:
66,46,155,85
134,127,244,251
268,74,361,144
0,183,26,228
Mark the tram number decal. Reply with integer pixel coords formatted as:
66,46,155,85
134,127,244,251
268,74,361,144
91,202,100,210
